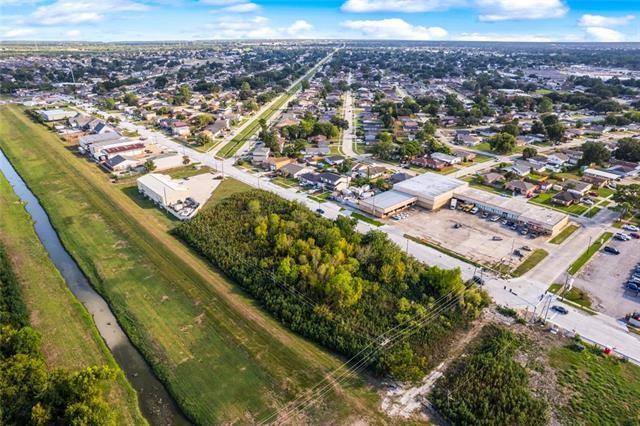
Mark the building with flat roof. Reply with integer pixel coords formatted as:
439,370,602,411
454,187,569,236
37,109,77,122
392,173,468,210
359,190,417,217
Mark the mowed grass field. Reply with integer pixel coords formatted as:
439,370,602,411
0,105,388,424
0,174,145,425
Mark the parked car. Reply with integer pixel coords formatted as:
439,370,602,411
622,224,639,232
490,215,500,222
522,246,532,251
614,234,629,241
470,207,479,214
514,249,524,258
626,282,639,292
603,246,620,255
552,305,569,315
453,223,462,229
315,208,325,214
630,232,640,239
492,236,503,241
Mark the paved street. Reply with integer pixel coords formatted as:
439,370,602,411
340,73,357,157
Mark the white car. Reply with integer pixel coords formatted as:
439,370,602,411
623,224,639,232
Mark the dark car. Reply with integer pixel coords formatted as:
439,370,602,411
630,232,640,239
627,282,639,292
472,275,485,285
551,305,569,315
315,208,325,215
603,246,620,255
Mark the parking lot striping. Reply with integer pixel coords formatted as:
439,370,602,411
567,232,614,276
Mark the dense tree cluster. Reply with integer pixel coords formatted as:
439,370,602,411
614,138,640,163
176,191,487,381
0,245,117,425
431,325,549,425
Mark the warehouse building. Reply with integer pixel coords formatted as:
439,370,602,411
37,109,77,122
359,190,417,217
137,172,220,220
454,188,569,236
392,173,468,210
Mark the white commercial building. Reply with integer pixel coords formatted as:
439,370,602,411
37,109,77,122
392,173,468,210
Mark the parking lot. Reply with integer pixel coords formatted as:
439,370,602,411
572,235,640,319
391,207,556,270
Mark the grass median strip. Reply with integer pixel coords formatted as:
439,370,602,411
549,224,579,244
548,283,593,309
512,249,548,277
567,232,613,275
351,212,384,226
0,105,386,425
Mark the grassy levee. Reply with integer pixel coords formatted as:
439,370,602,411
0,105,387,424
0,174,145,425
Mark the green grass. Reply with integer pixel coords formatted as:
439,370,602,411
271,176,298,188
549,224,579,244
584,206,601,218
549,345,640,425
567,232,613,275
511,249,548,277
548,283,592,309
202,178,252,209
165,164,212,179
0,105,388,425
0,174,145,425
529,192,589,216
351,212,384,226
597,187,614,198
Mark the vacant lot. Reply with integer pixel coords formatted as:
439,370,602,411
0,105,387,425
571,236,640,318
393,207,555,272
0,174,144,425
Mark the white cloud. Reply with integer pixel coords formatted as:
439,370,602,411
584,27,625,42
66,29,81,38
220,2,259,12
200,0,245,4
457,32,553,42
341,18,447,40
341,0,463,13
287,20,313,35
211,15,310,39
2,27,37,38
579,14,635,27
31,0,148,25
476,0,568,22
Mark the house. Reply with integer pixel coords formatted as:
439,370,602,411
506,180,537,197
412,157,445,170
453,150,476,162
78,132,121,153
171,121,191,137
104,155,141,174
303,146,330,156
563,149,583,165
280,163,311,178
95,142,145,162
547,153,569,167
563,179,592,196
203,119,230,138
431,152,462,165
325,155,346,166
389,172,413,184
68,114,93,129
298,172,323,187
552,191,581,206
251,147,270,165
508,161,532,177
318,172,350,191
483,172,505,187
527,155,548,168
263,156,293,171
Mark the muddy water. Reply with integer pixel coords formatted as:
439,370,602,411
0,149,189,425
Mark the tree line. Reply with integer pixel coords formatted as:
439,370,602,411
175,191,488,381
0,245,117,425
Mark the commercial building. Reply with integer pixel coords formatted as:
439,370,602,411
137,172,220,220
392,173,468,210
454,188,569,236
37,109,77,122
359,190,417,217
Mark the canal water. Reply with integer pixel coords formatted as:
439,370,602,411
0,149,189,426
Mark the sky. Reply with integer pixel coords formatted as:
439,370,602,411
1,0,639,42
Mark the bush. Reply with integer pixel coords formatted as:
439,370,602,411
176,191,488,381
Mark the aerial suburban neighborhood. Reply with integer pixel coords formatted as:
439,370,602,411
1,5,640,424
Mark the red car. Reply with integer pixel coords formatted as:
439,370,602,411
630,232,640,239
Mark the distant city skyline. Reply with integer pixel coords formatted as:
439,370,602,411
1,0,639,42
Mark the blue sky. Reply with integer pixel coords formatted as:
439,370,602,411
1,0,639,42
